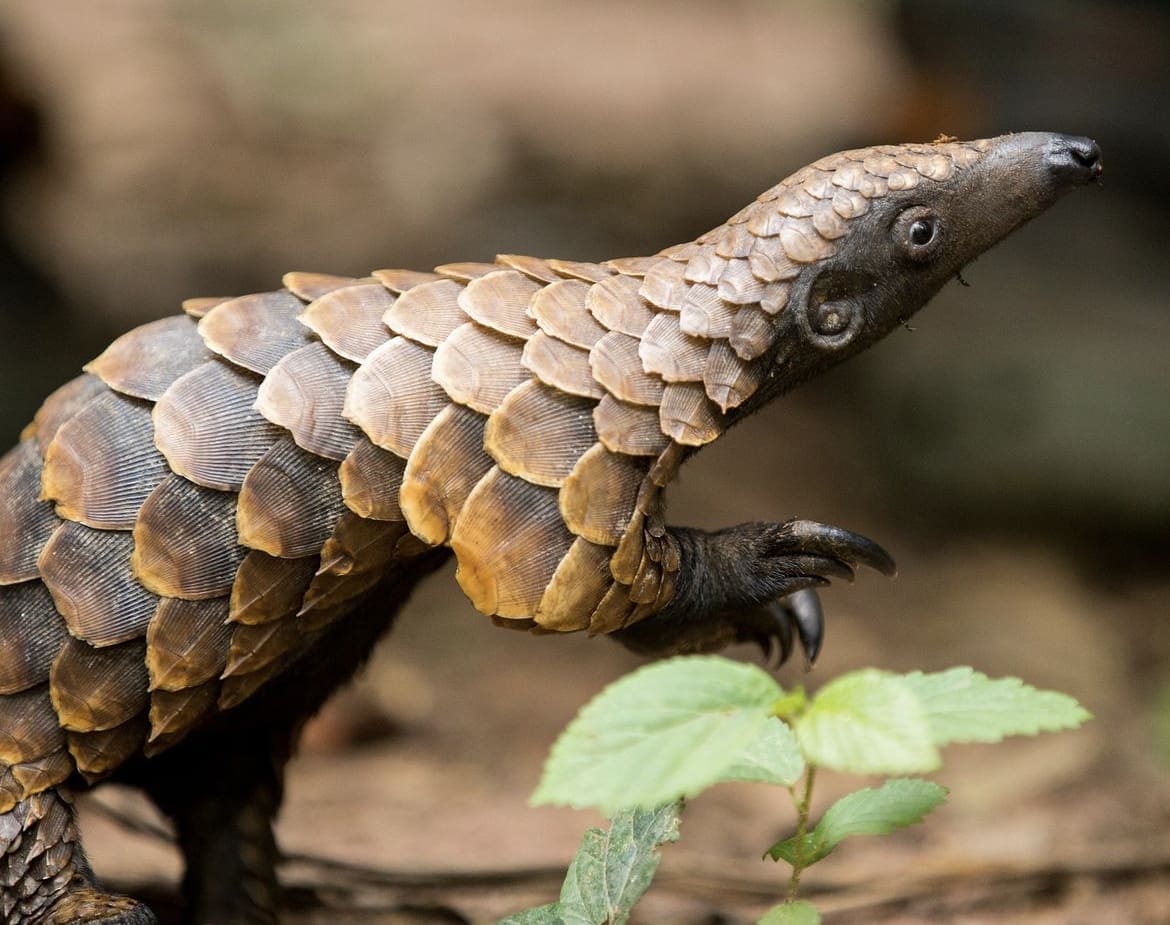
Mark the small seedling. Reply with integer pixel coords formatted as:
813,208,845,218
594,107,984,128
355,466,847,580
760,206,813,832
501,657,1090,924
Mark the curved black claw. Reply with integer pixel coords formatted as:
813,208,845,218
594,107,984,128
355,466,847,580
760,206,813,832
761,588,825,669
781,520,898,578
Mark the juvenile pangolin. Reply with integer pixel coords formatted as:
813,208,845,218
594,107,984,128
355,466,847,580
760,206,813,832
0,132,1100,925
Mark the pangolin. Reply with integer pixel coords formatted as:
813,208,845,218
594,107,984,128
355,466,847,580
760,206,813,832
0,132,1100,925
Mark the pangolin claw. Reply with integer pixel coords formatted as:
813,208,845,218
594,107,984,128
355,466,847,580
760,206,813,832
784,520,898,578
760,588,825,669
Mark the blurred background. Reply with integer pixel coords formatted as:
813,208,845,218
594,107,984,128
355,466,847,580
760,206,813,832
0,1,1167,922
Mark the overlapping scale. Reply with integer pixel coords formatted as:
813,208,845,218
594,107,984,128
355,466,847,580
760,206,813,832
67,716,147,781
146,682,218,754
457,269,540,339
0,582,67,695
589,332,664,406
236,437,345,558
704,341,767,412
153,360,282,491
434,261,499,282
38,523,159,647
41,391,169,531
85,315,210,402
181,296,230,319
298,515,408,627
382,278,468,347
343,337,449,458
255,341,361,461
431,323,527,414
372,268,444,293
638,259,689,311
145,597,233,691
603,255,661,276
639,314,707,383
299,283,394,362
48,637,148,733
228,551,319,625
586,275,655,337
0,686,64,765
521,332,605,400
282,271,363,302
593,395,669,456
484,381,597,488
679,285,735,339
339,438,406,521
197,291,310,375
659,383,724,446
495,254,562,285
729,305,777,361
0,442,57,584
528,279,607,349
399,403,493,546
546,259,614,283
451,468,573,617
28,374,106,456
132,475,243,600
534,536,613,631
559,444,647,545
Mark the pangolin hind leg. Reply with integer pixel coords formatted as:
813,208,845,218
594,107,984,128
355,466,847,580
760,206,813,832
0,789,155,925
612,519,896,661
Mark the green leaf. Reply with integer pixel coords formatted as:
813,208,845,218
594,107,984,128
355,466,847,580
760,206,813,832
720,717,805,786
902,667,1092,745
768,778,947,866
533,656,784,813
795,670,939,775
757,899,822,925
496,904,561,925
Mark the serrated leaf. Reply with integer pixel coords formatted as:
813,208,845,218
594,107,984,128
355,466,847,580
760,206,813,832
720,717,805,786
553,803,682,925
768,778,947,866
533,656,784,813
757,899,822,925
795,670,939,775
902,667,1091,745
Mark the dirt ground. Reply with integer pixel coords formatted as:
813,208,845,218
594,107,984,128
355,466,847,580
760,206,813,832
0,2,1167,922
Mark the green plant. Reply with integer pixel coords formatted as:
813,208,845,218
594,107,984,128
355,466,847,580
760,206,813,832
500,657,1090,925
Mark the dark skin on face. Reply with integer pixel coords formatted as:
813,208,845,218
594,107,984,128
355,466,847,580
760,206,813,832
614,132,1102,664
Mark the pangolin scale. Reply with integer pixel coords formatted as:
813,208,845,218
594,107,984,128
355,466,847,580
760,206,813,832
0,132,1100,925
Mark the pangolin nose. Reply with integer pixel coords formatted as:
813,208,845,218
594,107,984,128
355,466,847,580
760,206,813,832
1045,134,1103,185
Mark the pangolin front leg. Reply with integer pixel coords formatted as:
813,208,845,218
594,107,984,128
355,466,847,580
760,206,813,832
612,520,895,661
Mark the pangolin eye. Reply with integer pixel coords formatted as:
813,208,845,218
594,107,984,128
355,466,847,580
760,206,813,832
909,218,935,246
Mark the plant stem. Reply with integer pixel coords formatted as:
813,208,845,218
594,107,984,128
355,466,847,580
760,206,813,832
786,764,817,902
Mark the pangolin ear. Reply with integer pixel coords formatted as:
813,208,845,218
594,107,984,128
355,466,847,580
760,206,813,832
796,294,867,352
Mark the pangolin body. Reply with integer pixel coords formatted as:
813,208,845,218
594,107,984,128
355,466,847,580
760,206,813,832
0,133,1100,925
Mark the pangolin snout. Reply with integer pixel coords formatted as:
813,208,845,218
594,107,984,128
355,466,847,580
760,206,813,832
1044,133,1103,185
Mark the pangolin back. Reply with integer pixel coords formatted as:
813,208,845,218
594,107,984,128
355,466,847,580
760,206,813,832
0,139,998,810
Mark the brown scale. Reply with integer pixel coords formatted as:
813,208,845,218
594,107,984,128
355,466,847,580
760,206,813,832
197,291,311,376
66,716,147,781
222,619,305,682
704,341,767,412
639,313,708,383
534,537,613,631
1,752,72,813
589,332,665,406
638,259,689,311
434,261,500,283
372,268,444,293
559,444,648,545
25,374,106,456
37,523,159,647
527,279,608,349
496,253,563,285
84,315,211,402
298,282,395,363
147,682,219,755
145,597,233,691
758,280,792,316
546,259,615,283
381,278,468,348
603,255,662,276
255,341,362,462
0,686,64,766
0,442,57,584
228,551,319,626
521,332,606,400
132,475,244,600
451,468,574,618
40,391,169,531
683,248,729,286
398,403,493,546
729,305,778,361
659,382,724,446
153,360,283,492
593,395,669,457
339,438,406,521
281,271,364,302
343,337,450,458
586,274,656,337
0,582,68,696
484,381,598,488
298,515,410,630
717,259,769,305
236,437,346,559
747,238,802,286
457,269,541,339
181,296,231,319
679,284,736,339
48,637,148,734
586,582,639,635
431,322,528,414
